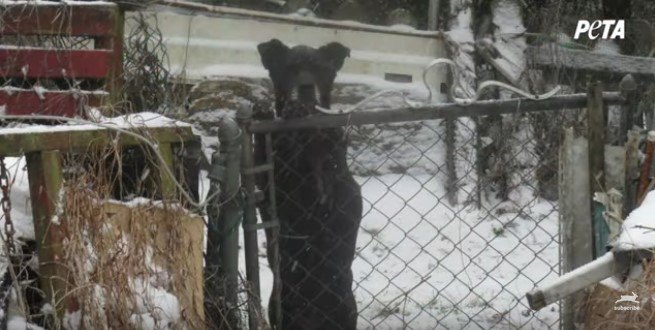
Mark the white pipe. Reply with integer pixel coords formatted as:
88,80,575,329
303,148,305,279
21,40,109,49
526,252,624,311
315,57,562,115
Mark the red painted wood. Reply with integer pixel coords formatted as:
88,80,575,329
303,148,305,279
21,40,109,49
0,90,104,117
0,4,116,37
0,48,111,79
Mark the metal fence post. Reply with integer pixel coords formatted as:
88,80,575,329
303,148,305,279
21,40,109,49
587,82,606,258
205,117,242,329
236,106,263,330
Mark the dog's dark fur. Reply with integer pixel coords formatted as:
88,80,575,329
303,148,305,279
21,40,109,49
256,39,362,330
0,239,45,328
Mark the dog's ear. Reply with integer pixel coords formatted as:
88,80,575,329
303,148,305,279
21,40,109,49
318,42,350,71
257,39,290,71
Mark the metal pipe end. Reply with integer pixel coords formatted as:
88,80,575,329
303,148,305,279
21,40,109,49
526,290,546,311
619,74,637,93
236,104,253,123
218,118,241,144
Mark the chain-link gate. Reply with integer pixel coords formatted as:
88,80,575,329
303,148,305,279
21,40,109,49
241,92,624,330
342,116,560,329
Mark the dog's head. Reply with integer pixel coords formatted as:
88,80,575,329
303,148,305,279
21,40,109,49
257,39,350,115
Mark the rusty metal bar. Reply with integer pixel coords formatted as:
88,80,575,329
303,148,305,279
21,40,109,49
237,106,262,330
250,92,624,134
264,132,282,330
204,118,242,329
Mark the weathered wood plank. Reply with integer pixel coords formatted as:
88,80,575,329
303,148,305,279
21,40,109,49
94,8,125,111
0,48,112,78
559,128,593,328
0,3,117,36
26,150,69,318
0,126,198,156
0,90,105,117
157,143,176,200
528,45,655,77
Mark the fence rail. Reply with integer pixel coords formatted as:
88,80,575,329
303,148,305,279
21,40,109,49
250,92,624,133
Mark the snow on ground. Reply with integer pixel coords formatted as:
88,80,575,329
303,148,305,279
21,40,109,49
351,174,558,329
203,165,560,329
0,153,185,329
4,157,35,240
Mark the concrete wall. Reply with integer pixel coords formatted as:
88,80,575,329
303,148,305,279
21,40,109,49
128,3,450,101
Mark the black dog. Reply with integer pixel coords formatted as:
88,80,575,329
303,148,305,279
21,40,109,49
256,39,362,330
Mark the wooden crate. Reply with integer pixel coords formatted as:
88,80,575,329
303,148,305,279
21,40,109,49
0,2,123,116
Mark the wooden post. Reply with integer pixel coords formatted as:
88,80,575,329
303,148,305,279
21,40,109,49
157,143,177,200
559,128,593,330
25,150,69,319
427,0,440,30
95,6,124,113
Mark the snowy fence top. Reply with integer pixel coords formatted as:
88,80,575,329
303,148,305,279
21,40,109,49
0,112,197,156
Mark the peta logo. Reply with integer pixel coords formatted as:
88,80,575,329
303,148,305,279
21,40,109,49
573,20,625,40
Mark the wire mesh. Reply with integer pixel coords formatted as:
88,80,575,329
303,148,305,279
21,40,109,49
256,106,575,329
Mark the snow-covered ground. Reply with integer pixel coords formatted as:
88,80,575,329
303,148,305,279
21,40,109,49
351,174,559,329
219,162,560,329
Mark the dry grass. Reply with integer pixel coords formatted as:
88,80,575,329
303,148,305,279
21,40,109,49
584,259,655,329
17,148,207,329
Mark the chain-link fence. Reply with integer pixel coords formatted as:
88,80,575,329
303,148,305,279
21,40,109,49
347,115,561,329
250,100,580,329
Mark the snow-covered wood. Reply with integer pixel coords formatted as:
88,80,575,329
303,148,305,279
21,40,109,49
0,112,196,156
528,45,655,77
0,2,117,36
0,88,105,117
0,48,112,78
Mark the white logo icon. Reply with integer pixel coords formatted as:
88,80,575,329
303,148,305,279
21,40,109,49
615,292,639,304
614,292,640,311
573,20,625,40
